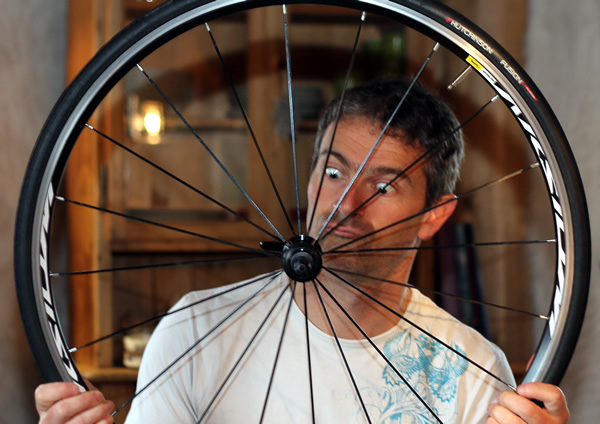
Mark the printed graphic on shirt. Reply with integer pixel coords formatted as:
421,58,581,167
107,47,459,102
360,329,469,423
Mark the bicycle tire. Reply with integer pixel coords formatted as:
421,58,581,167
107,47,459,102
15,0,590,419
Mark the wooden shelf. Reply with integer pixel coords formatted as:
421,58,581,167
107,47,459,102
162,117,317,133
81,366,138,383
164,116,247,132
111,217,270,253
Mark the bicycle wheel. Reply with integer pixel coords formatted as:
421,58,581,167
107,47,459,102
15,0,590,422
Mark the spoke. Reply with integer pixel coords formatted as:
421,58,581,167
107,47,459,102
320,94,500,243
53,254,276,277
113,272,282,416
55,196,276,257
204,23,295,235
324,267,517,391
307,11,366,234
69,271,281,353
282,5,302,234
327,163,540,252
315,278,442,423
136,63,285,242
197,281,290,423
312,280,372,423
327,267,550,320
325,238,556,255
259,279,297,423
314,42,441,242
86,124,279,241
303,283,316,424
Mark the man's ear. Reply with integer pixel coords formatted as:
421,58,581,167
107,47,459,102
417,194,457,241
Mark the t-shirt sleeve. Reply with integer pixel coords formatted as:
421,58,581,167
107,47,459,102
125,294,199,423
455,342,516,424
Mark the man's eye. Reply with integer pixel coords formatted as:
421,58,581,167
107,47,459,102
325,167,342,180
376,182,395,194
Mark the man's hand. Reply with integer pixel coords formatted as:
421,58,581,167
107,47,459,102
487,382,569,424
35,382,114,424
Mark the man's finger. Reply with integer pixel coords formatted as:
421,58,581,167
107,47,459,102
495,390,542,422
36,384,108,424
35,383,81,413
517,382,569,420
488,399,527,424
60,398,114,424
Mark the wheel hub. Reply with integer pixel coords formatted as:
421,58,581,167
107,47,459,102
281,235,322,282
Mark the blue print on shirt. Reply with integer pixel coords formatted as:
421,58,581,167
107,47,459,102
360,329,468,423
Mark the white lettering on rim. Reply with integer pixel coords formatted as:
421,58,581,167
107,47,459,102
476,63,567,339
39,184,86,390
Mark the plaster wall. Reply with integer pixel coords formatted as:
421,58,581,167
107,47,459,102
526,0,600,419
0,0,67,421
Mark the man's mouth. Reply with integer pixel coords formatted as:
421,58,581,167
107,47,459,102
326,223,365,239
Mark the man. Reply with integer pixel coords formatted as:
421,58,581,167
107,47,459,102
35,79,569,423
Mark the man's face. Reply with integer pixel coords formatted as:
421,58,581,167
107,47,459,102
306,116,435,279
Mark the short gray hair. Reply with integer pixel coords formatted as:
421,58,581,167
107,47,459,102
313,79,464,206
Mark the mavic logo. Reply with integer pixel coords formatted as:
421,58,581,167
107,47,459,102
39,184,86,390
470,57,566,339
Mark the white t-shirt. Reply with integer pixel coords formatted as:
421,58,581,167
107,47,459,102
126,273,515,423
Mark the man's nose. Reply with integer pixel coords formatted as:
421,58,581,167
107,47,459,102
338,184,368,218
